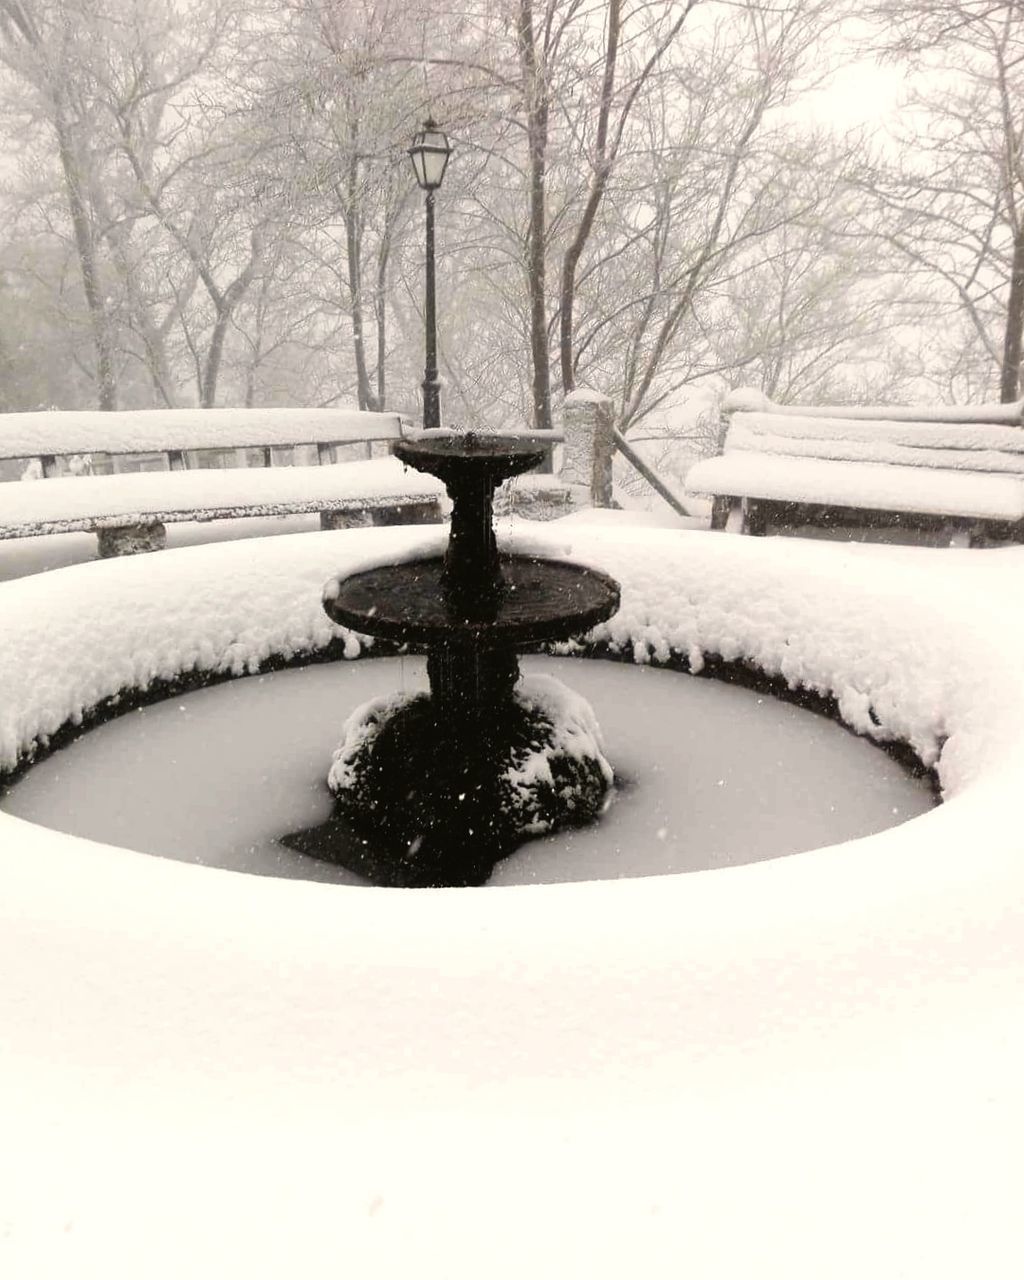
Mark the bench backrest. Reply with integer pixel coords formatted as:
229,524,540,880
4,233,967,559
722,387,1024,425
724,411,1024,475
0,407,407,462
719,388,1024,477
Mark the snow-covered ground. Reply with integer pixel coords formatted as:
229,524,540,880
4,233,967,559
1,521,1022,1278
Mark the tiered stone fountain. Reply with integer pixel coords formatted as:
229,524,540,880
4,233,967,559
287,432,620,887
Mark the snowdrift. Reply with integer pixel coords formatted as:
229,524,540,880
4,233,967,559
0,525,1020,1279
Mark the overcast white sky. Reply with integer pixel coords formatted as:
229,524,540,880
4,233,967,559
807,57,906,131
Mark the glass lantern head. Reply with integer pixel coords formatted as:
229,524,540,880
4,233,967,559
408,119,452,190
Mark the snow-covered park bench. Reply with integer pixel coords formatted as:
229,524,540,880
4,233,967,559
687,389,1024,548
0,407,444,556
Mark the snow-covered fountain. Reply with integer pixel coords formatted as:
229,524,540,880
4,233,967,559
287,431,620,887
0,433,939,890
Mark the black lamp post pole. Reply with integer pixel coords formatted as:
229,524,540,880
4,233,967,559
422,188,441,430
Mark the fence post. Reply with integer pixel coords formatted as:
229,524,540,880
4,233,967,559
560,389,614,508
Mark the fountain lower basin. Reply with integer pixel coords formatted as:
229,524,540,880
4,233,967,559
325,554,619,648
0,655,936,885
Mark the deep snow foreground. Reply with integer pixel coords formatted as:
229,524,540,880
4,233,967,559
0,524,1022,1278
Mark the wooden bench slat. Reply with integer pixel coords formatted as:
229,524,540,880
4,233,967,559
0,408,406,460
0,408,449,555
723,387,1024,424
731,412,1024,458
689,453,1024,523
0,457,444,537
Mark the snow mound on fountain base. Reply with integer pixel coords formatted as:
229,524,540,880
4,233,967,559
320,674,614,887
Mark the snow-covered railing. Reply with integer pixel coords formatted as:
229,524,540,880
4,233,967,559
561,388,696,518
689,391,1024,547
0,406,443,555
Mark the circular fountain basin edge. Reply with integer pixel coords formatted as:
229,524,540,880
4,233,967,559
0,640,939,801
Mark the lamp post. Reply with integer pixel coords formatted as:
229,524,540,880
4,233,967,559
408,119,452,430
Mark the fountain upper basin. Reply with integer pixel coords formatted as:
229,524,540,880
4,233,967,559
324,554,620,646
393,432,548,486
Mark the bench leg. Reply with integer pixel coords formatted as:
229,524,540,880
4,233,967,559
320,509,374,530
723,497,748,535
946,522,972,549
95,521,167,557
371,499,444,526
493,486,572,522
710,496,732,531
321,500,443,530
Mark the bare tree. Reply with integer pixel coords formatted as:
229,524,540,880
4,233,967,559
100,7,271,407
565,1,845,434
409,0,848,435
241,0,424,412
0,0,914,428
0,0,272,409
0,0,119,407
867,0,1024,401
557,0,701,393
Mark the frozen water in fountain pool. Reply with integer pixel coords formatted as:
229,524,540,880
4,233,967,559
1,655,934,885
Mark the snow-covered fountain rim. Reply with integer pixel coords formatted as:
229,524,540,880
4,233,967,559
0,524,1018,883
0,630,935,796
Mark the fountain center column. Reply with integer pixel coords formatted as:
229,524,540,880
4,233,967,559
442,472,502,618
426,642,520,726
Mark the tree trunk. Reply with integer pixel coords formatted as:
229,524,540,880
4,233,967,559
375,232,390,409
557,0,695,393
0,0,117,409
90,182,176,407
559,0,620,394
1001,225,1024,402
55,114,117,410
201,305,231,408
342,138,380,414
200,230,265,408
517,0,552,434
345,205,378,411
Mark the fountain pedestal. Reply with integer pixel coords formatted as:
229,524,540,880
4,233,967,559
292,432,620,887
